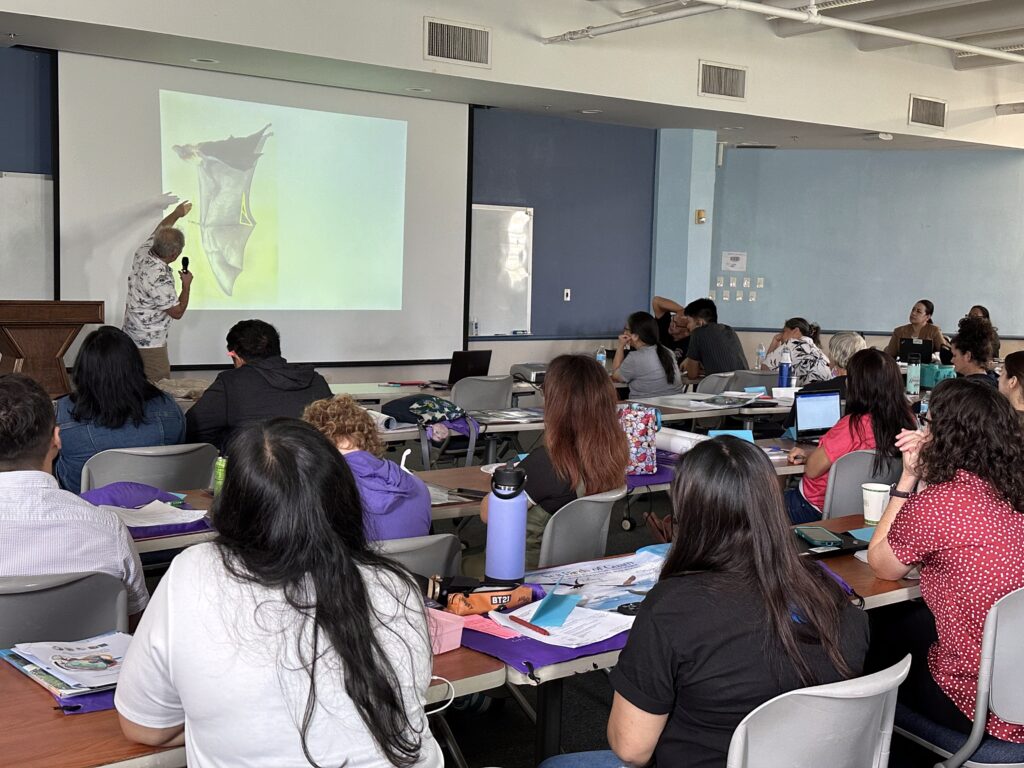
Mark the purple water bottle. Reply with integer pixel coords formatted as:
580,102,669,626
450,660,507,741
484,461,528,583
777,345,793,388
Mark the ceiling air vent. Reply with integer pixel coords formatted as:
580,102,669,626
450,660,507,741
699,60,747,100
424,18,491,68
908,94,947,129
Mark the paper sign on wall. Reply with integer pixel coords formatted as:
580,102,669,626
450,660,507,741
722,251,747,272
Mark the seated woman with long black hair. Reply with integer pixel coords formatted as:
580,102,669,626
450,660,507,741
785,348,917,523
868,379,1024,743
55,326,185,494
115,418,442,767
540,437,868,768
612,311,683,398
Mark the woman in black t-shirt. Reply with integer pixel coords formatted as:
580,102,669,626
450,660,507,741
540,437,869,768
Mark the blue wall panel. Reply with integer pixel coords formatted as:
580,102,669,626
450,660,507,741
473,108,656,337
712,148,1024,336
0,48,53,174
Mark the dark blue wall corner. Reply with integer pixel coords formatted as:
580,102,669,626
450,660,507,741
0,47,54,175
472,108,656,337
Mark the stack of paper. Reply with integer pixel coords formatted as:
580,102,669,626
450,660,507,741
1,631,131,698
490,601,634,648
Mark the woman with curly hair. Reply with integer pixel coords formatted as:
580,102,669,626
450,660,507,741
949,315,998,386
868,378,1024,742
304,395,430,541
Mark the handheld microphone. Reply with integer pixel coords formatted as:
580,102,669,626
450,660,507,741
181,256,190,272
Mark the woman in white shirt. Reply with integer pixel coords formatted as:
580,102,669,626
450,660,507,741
115,418,441,768
762,317,832,384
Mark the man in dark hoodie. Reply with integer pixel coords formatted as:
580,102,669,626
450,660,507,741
185,319,331,450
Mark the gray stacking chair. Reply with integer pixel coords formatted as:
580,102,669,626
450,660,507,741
696,372,735,395
821,449,903,520
451,375,514,411
80,443,219,492
0,572,128,646
729,370,778,392
895,587,1024,768
726,655,911,768
377,533,462,578
538,486,628,568
426,375,513,468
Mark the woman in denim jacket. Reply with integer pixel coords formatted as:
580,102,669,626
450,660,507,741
56,326,185,493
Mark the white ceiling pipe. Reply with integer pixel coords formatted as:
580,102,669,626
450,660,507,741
995,102,1024,115
542,4,721,43
543,0,1024,65
773,0,997,38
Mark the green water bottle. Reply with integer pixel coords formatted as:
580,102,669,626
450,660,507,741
213,456,228,495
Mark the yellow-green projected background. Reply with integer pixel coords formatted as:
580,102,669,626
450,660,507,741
160,90,407,310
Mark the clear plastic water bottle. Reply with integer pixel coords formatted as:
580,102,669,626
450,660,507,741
906,353,922,396
470,317,480,337
485,461,528,583
919,391,930,429
777,345,793,388
755,343,767,371
596,346,608,370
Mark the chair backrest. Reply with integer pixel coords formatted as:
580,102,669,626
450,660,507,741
538,486,627,568
726,655,911,768
80,443,220,492
821,449,903,520
451,375,514,410
729,370,777,392
376,534,462,578
0,572,128,646
696,372,734,395
988,587,1024,724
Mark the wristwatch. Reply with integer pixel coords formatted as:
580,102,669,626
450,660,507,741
890,484,913,499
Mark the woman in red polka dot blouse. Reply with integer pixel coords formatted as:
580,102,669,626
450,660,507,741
868,378,1024,742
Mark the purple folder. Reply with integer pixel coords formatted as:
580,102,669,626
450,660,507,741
460,628,629,677
80,481,212,540
52,688,115,715
626,450,679,491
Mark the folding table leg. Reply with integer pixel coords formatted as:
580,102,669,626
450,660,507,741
534,678,564,764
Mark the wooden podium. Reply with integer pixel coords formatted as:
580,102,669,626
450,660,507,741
0,301,105,397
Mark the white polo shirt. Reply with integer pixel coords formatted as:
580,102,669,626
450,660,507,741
0,471,149,615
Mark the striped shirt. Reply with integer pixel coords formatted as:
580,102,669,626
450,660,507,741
0,471,149,615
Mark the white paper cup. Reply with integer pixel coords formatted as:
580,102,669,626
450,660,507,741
862,483,890,526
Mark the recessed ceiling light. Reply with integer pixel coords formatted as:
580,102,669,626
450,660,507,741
579,109,603,115
719,126,745,131
190,57,220,64
405,87,432,93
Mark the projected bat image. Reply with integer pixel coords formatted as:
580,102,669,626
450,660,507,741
173,124,272,296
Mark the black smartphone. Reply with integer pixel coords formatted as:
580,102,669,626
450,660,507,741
795,526,843,547
452,488,488,500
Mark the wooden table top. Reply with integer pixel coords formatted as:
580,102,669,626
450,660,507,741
0,644,505,767
815,514,921,608
0,663,183,768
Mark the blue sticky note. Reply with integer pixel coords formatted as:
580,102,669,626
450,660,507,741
531,591,581,628
167,492,187,500
744,386,768,394
517,453,529,462
709,429,755,443
847,526,877,543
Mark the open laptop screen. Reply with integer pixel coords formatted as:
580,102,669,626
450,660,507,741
795,390,842,440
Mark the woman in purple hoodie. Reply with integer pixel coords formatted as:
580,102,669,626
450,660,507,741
303,395,431,541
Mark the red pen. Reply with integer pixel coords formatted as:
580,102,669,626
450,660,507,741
509,614,550,636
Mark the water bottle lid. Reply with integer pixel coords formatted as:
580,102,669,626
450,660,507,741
491,460,526,499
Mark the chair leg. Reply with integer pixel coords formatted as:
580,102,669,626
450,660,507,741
505,682,537,724
429,713,470,768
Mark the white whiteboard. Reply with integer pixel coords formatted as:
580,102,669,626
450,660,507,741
469,204,533,336
0,172,54,300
